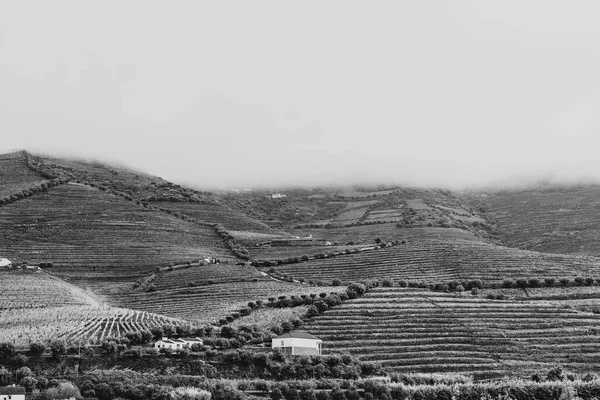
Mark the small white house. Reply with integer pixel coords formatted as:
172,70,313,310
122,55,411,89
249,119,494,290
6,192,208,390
272,331,322,355
0,259,12,268
271,193,287,199
154,337,203,350
0,386,26,400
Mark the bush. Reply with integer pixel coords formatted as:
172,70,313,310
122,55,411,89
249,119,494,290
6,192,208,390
502,279,514,288
456,285,465,292
528,278,540,288
381,279,394,287
585,277,595,286
544,277,555,287
398,280,408,288
29,342,46,357
559,278,570,287
470,287,479,295
516,279,528,289
331,279,343,286
574,277,585,286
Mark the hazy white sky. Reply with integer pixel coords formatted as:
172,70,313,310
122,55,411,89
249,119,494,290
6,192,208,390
1,1,600,189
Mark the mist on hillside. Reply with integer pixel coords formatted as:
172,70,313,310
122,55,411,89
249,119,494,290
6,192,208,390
2,1,600,191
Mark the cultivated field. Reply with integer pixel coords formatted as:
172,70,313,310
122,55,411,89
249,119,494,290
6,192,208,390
0,270,188,346
290,224,481,245
100,280,345,323
302,287,600,377
0,183,234,270
151,201,276,233
152,263,269,290
272,239,600,285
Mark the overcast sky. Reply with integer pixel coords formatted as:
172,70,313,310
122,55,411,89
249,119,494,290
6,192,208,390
1,1,600,189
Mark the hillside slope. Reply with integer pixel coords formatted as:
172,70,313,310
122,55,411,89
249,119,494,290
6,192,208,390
26,152,279,234
0,152,50,199
479,185,600,257
302,287,600,377
0,182,235,271
220,186,497,240
272,238,600,285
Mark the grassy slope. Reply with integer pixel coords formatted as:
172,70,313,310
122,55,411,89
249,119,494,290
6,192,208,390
479,185,600,257
0,183,235,271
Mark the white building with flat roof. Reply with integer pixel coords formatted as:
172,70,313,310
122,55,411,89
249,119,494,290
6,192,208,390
272,331,322,355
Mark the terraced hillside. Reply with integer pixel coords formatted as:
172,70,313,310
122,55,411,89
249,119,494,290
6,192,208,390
481,185,600,257
272,239,600,285
0,152,49,199
302,287,600,377
0,270,188,347
0,183,234,270
290,224,482,245
220,186,495,238
93,280,344,324
151,201,276,233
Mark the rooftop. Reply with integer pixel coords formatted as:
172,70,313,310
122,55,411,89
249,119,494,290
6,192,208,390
0,386,26,394
273,331,321,340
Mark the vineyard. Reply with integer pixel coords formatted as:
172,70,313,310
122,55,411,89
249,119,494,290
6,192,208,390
150,201,276,233
0,270,98,309
1,306,189,347
0,183,234,270
101,281,345,323
0,269,188,347
152,263,269,290
302,286,600,376
272,238,600,285
0,152,49,199
482,186,600,257
290,224,481,245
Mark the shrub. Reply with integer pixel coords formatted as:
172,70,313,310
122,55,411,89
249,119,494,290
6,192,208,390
585,277,595,286
502,279,513,288
516,279,528,289
29,342,46,356
398,280,408,288
331,279,343,286
559,278,570,287
381,279,394,287
528,278,540,288
544,277,555,287
574,277,585,286
456,285,465,292
470,287,479,295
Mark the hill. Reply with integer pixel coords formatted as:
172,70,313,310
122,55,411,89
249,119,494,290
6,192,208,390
478,184,600,257
25,152,280,234
0,182,235,271
0,152,50,200
220,186,498,240
302,286,600,377
271,238,600,286
0,269,189,347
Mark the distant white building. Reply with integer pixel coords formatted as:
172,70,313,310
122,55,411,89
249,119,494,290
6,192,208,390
0,386,25,400
272,331,322,355
154,337,203,350
271,193,287,199
0,258,12,268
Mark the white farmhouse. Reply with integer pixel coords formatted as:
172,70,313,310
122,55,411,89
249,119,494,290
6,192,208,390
0,386,25,400
0,259,12,268
271,193,287,199
272,331,322,355
154,337,203,350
